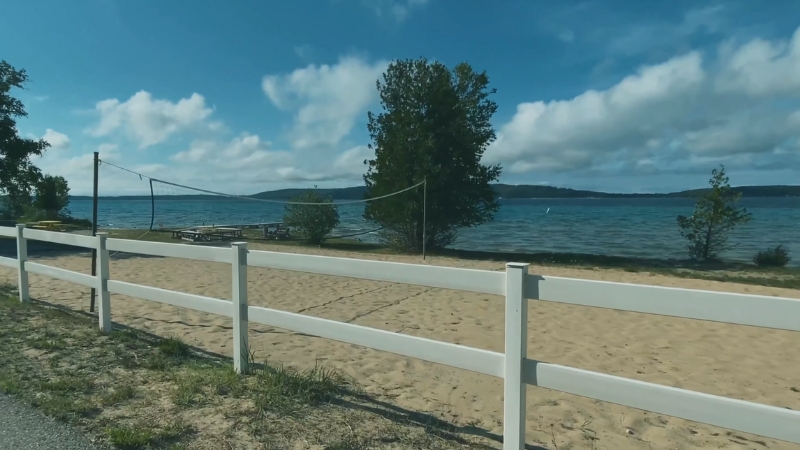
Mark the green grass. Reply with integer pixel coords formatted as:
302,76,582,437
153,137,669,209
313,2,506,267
106,421,190,449
99,385,136,406
0,290,489,449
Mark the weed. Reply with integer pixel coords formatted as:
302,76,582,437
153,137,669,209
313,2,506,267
106,420,191,449
158,336,191,358
100,385,136,406
0,371,19,394
39,376,94,394
35,395,95,422
106,425,156,449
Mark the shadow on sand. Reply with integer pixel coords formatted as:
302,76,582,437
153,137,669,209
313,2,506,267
22,295,546,450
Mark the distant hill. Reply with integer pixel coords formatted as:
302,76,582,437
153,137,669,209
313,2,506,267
247,184,800,200
74,184,800,200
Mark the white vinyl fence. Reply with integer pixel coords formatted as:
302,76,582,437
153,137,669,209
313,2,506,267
1,224,799,449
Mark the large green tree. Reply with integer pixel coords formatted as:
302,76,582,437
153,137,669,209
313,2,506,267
677,165,752,261
34,174,70,220
0,61,48,217
363,58,501,252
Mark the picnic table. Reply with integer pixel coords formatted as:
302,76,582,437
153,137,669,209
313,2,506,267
171,227,243,242
31,221,63,231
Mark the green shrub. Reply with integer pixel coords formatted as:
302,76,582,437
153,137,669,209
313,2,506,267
753,245,791,267
283,188,339,246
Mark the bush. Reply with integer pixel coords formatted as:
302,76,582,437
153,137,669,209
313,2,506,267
283,189,339,246
753,245,791,267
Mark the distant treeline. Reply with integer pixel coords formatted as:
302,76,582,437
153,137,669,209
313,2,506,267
70,184,800,201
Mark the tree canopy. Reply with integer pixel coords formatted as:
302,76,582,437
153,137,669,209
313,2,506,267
34,174,70,220
677,165,752,261
0,61,48,216
363,58,501,252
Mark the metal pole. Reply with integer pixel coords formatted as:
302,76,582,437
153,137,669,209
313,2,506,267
149,178,155,230
89,152,99,313
422,177,427,261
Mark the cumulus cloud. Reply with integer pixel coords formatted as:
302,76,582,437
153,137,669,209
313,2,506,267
485,27,800,176
34,144,125,194
332,145,373,179
262,56,388,150
88,91,215,148
359,0,429,23
166,133,317,190
41,129,70,150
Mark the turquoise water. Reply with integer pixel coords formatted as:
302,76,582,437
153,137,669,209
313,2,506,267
68,197,800,266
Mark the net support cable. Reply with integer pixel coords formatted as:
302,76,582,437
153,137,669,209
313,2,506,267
99,159,425,205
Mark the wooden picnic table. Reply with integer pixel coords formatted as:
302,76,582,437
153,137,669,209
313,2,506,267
31,221,63,231
172,227,242,242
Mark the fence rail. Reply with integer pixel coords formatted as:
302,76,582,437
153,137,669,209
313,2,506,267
1,224,798,448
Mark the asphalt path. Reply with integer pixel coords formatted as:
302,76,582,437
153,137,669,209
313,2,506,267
0,394,101,449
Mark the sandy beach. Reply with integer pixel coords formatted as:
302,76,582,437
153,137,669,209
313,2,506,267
1,241,798,450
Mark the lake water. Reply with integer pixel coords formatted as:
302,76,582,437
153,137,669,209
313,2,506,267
68,197,800,266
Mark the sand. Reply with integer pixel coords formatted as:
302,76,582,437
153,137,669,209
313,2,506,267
1,242,798,450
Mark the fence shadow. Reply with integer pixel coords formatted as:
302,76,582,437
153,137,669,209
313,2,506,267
13,295,544,450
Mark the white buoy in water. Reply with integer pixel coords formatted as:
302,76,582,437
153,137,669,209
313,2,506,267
546,207,550,214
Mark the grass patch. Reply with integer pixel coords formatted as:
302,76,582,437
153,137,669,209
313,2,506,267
158,336,191,358
99,385,136,406
0,370,19,394
0,291,492,449
106,420,190,449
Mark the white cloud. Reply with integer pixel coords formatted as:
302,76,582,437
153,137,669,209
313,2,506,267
715,28,800,97
262,56,388,150
361,0,429,23
88,91,215,148
485,26,800,176
41,129,70,150
34,144,125,194
167,133,307,190
332,145,373,179
557,30,575,43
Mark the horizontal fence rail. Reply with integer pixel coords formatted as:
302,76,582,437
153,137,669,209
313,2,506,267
248,305,506,378
107,280,232,317
106,238,231,263
523,359,800,445
247,250,506,295
0,256,16,269
0,225,797,449
25,262,98,288
22,228,97,249
527,275,800,332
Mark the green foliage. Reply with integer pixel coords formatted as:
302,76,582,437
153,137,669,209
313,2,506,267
283,189,340,245
34,174,70,220
363,58,501,252
753,245,791,267
677,166,752,261
0,61,48,217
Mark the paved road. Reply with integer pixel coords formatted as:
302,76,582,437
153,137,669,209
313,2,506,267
0,395,102,449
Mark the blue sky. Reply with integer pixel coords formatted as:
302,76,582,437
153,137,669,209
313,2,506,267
2,0,799,196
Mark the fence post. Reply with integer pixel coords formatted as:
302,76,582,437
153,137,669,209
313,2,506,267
15,224,29,303
96,233,112,333
231,242,249,374
504,263,529,450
